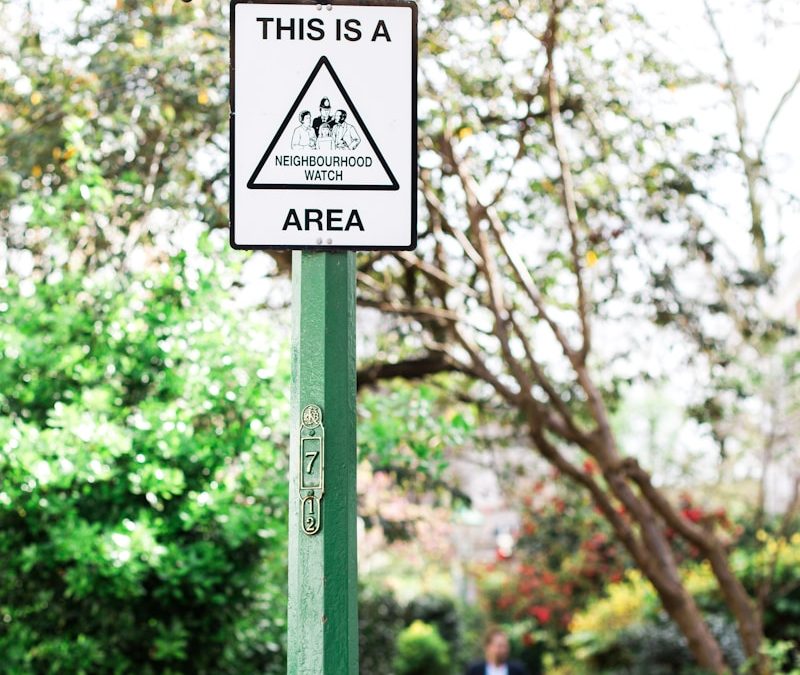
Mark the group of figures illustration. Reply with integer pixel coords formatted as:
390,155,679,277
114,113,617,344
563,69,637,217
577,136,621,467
290,96,361,152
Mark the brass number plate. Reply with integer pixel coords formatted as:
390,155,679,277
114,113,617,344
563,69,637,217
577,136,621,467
299,404,324,535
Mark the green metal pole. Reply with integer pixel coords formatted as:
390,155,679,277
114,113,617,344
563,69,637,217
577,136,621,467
288,251,358,674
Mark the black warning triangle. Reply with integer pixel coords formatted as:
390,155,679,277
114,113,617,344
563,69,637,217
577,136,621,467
247,56,399,191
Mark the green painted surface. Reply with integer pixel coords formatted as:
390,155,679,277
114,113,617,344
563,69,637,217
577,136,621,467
288,251,359,675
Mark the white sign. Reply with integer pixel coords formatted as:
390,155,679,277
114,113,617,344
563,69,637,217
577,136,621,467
230,0,418,250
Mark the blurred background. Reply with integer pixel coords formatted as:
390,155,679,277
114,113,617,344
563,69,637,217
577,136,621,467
1,0,799,673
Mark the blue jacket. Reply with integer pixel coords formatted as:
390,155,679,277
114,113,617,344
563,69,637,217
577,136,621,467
466,662,528,675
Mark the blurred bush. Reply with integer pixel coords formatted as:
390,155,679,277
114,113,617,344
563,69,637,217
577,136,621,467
405,594,462,657
393,620,451,675
0,257,290,673
608,613,744,674
360,588,482,674
733,531,800,646
476,475,629,670
359,585,405,675
567,534,800,673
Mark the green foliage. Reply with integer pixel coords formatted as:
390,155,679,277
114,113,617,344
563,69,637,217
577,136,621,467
359,379,476,479
733,532,800,645
359,587,479,674
405,594,462,654
359,586,405,675
759,640,800,675
566,534,800,674
568,572,745,674
393,620,452,675
604,614,744,675
1,1,231,274
405,593,479,670
0,257,290,674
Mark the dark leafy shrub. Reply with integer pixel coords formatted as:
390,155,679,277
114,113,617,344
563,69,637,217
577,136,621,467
0,259,290,674
393,620,451,675
598,613,745,675
359,585,405,675
405,593,462,654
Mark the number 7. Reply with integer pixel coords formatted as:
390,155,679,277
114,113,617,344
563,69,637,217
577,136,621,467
305,450,319,474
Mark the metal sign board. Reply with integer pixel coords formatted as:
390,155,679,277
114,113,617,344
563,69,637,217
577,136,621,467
230,0,418,250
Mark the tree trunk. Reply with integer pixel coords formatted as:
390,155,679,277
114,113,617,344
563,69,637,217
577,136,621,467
528,426,730,672
623,458,768,673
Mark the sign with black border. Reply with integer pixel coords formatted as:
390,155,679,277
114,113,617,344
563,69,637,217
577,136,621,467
230,0,418,250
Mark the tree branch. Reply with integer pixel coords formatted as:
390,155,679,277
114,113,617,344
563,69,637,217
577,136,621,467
704,0,768,272
760,67,800,156
357,353,466,390
543,3,592,360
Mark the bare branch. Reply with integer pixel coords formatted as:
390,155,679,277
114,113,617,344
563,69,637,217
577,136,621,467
542,4,592,360
488,105,535,206
356,271,386,295
760,67,800,155
395,251,479,299
357,353,466,390
357,298,462,324
441,136,543,402
704,0,768,272
485,200,577,350
527,427,676,594
452,324,520,404
420,169,484,268
507,311,590,445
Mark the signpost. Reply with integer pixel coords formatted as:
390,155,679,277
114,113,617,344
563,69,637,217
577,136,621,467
230,0,417,671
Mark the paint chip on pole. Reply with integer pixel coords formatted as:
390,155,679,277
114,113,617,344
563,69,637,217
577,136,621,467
231,0,417,250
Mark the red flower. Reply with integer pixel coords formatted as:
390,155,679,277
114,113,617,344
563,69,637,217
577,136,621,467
522,633,534,647
682,507,703,523
529,605,551,624
498,595,515,610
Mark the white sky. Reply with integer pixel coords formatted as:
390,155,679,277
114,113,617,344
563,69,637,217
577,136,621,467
647,0,800,282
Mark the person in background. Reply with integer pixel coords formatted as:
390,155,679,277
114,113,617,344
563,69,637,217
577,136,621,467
466,627,528,675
